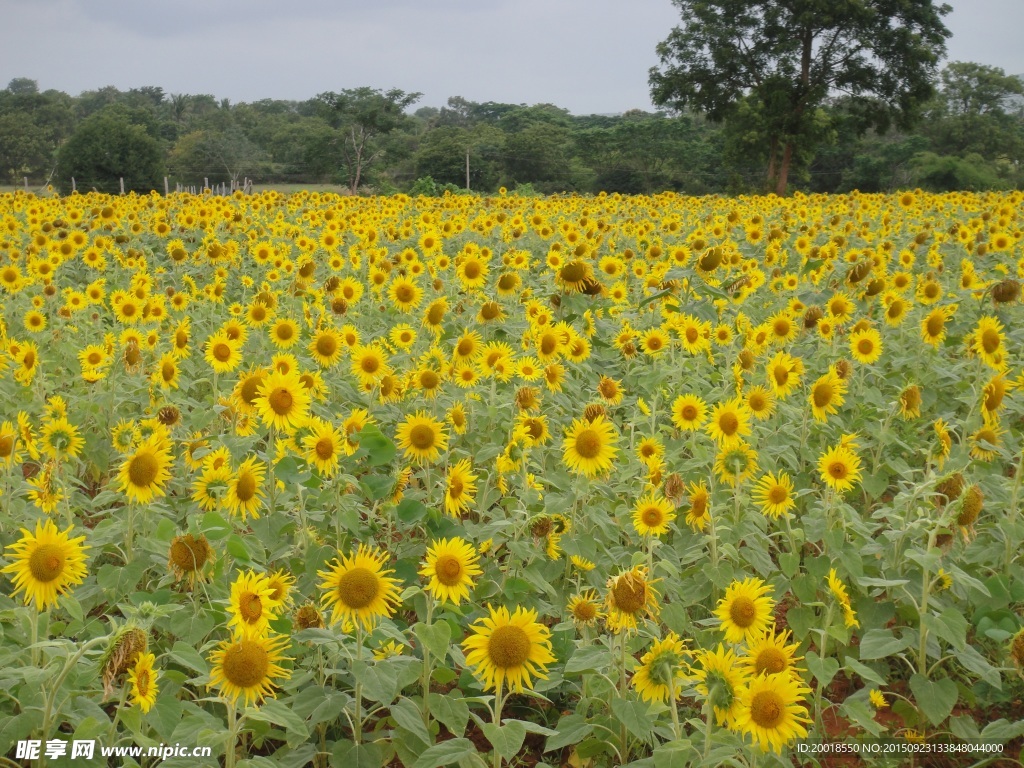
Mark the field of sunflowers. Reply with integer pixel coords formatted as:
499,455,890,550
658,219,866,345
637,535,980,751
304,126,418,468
0,187,1023,768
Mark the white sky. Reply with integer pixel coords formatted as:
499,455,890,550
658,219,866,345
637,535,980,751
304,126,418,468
2,0,1022,114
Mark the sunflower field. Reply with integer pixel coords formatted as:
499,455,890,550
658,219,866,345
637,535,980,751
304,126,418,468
1,188,1023,768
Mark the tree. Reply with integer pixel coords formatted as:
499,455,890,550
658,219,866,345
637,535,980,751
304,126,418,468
169,127,266,186
312,87,421,193
650,0,951,194
55,107,165,194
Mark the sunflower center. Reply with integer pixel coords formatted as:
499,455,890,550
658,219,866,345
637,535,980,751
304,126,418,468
813,383,834,407
642,507,663,526
239,592,263,623
360,356,380,374
768,485,789,505
235,472,257,502
749,393,766,411
574,429,601,459
0,434,14,458
828,461,848,479
612,574,647,615
449,476,464,497
728,596,757,627
488,625,531,668
29,543,66,582
395,284,414,302
773,319,790,337
755,647,787,675
135,668,151,694
269,387,293,414
433,554,463,585
427,304,445,325
316,438,335,461
463,261,481,280
276,324,294,341
720,411,737,436
240,374,264,405
681,404,698,421
560,262,587,284
397,422,434,454
337,567,379,609
981,328,1001,354
925,315,944,336
525,419,544,439
222,640,270,688
749,690,785,729
456,339,474,357
773,366,789,385
573,601,597,621
213,342,232,362
646,335,663,351
317,335,338,357
857,338,874,355
128,451,159,487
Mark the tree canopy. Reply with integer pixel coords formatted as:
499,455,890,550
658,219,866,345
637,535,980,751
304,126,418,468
649,0,952,194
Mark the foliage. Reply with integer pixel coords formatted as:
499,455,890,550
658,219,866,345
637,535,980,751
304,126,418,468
54,107,165,194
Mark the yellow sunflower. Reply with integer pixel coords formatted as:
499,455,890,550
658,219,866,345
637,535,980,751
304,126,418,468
309,327,344,368
808,368,846,422
254,368,311,432
461,605,555,693
418,537,482,605
127,652,159,713
562,415,619,478
631,632,691,703
224,457,266,521
671,394,707,431
395,411,449,464
714,577,775,644
631,493,676,537
444,458,478,516
228,570,282,638
303,419,344,477
705,398,752,448
208,632,291,707
693,645,750,728
605,566,660,633
735,672,812,753
751,472,795,519
566,590,604,628
849,327,883,365
818,442,862,493
318,545,402,630
117,433,173,504
2,519,90,611
741,628,803,679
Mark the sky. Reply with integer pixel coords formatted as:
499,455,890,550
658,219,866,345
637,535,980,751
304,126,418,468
2,0,1023,115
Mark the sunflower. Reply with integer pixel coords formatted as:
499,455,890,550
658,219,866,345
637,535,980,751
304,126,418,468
0,420,20,468
224,457,266,520
228,570,283,638
127,652,159,713
715,577,775,644
632,632,691,703
693,645,749,727
684,480,711,531
735,672,812,753
309,327,343,368
516,413,551,447
636,436,664,466
204,332,242,373
389,276,423,312
562,415,619,478
764,351,804,398
318,545,402,630
269,318,300,349
302,418,344,477
39,417,84,460
2,519,90,611
827,568,859,628
395,411,448,464
596,375,624,405
254,368,311,432
671,394,707,431
808,368,846,422
444,458,478,517
741,628,803,679
461,605,555,693
745,385,776,420
971,316,1006,370
849,327,883,365
714,442,759,487
566,590,604,628
117,433,173,504
641,327,670,357
705,398,751,448
970,422,1003,462
751,472,795,519
631,493,676,537
418,537,482,605
605,566,660,633
168,533,214,585
208,633,291,707
818,442,862,493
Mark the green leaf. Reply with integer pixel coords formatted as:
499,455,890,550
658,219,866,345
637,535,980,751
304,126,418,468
413,738,477,768
358,424,396,466
653,740,697,767
397,497,428,523
544,714,593,752
981,719,1024,742
274,455,310,485
926,608,967,651
414,620,452,661
391,697,431,746
957,643,1001,689
361,474,393,501
858,629,910,660
481,720,526,759
353,659,400,704
246,699,309,747
909,674,957,726
779,551,800,578
564,645,608,675
167,641,209,675
839,699,886,736
427,692,469,737
332,740,382,768
609,697,653,739
845,658,885,687
805,651,840,687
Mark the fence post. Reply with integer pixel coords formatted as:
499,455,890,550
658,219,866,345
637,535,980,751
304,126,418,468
120,177,125,195
204,177,209,191
24,177,28,191
71,177,76,193
164,177,170,196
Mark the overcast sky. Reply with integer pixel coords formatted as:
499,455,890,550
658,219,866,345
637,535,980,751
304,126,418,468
3,0,1023,115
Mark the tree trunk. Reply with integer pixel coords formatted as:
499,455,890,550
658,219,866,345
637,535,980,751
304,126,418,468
465,149,471,190
766,137,778,191
775,142,793,196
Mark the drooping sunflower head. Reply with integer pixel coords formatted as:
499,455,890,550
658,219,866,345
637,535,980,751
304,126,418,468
631,632,691,703
168,533,214,584
605,566,660,633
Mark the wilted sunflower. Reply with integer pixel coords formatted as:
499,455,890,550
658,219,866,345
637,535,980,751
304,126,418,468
168,533,214,585
418,537,482,605
562,415,619,478
461,605,555,693
318,545,402,630
714,577,775,644
2,519,90,611
117,433,173,504
208,633,291,707
395,411,448,464
605,566,660,632
631,632,691,704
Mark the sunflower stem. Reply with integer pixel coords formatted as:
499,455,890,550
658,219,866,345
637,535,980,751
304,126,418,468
665,663,682,741
224,699,238,768
39,636,108,765
618,632,629,763
492,678,504,768
918,527,936,676
1005,447,1024,573
30,608,41,668
354,624,364,745
421,595,434,729
701,691,715,761
106,681,130,745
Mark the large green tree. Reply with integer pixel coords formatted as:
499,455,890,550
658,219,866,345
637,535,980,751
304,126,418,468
650,0,951,194
55,107,165,194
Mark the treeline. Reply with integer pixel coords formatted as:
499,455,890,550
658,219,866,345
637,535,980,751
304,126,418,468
0,63,1021,196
